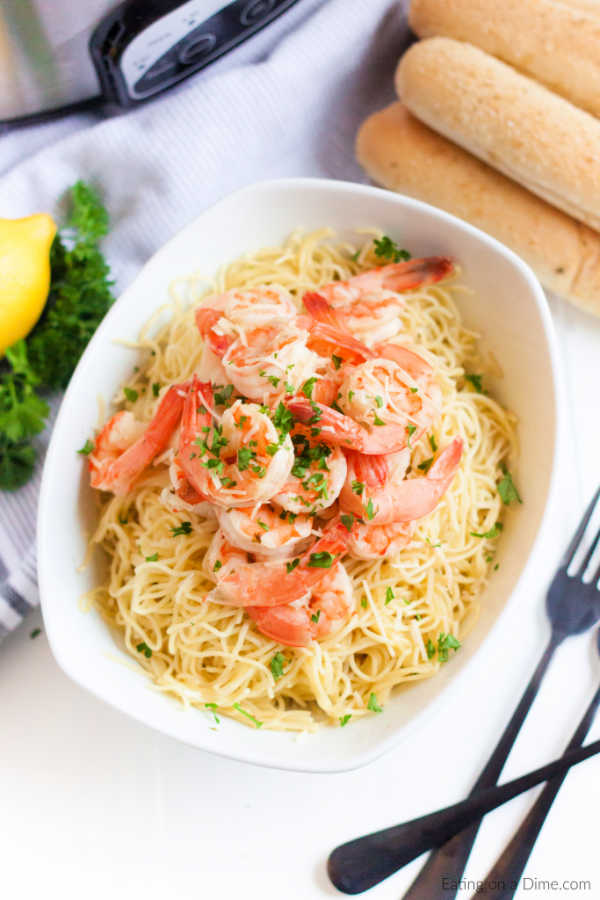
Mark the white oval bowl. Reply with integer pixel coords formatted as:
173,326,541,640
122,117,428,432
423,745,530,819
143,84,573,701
37,178,562,772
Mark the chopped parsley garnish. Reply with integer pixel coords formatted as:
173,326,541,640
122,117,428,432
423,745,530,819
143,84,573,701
270,652,286,680
265,443,280,456
301,377,317,399
308,551,334,568
171,521,192,536
339,714,352,727
465,373,483,393
213,560,222,572
417,457,434,473
77,439,94,455
123,387,138,403
406,423,416,447
385,587,394,605
237,447,255,471
311,609,321,623
375,395,383,408
118,514,128,525
437,632,461,662
266,374,280,388
367,692,383,713
351,249,361,262
365,498,375,520
341,513,355,532
220,476,237,488
351,480,364,495
272,402,295,438
373,235,411,263
498,465,522,505
308,400,322,425
471,522,503,539
214,384,234,406
286,558,300,574
152,382,161,398
233,703,263,728
429,434,438,453
145,553,158,562
361,597,367,609
332,354,342,370
136,641,152,658
426,639,436,659
409,386,419,394
257,520,269,531
348,390,355,402
373,413,386,426
30,627,41,639
205,702,220,724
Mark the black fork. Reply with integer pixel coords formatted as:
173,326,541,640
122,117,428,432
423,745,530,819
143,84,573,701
327,487,600,896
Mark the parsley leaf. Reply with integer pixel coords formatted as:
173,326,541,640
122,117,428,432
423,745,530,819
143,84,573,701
123,387,138,403
145,553,159,562
367,692,383,713
311,609,321,623
498,465,522,505
465,373,483,393
136,641,152,658
429,434,438,453
339,714,352,727
373,235,411,263
340,513,355,532
417,457,434,473
385,587,394,605
77,439,94,455
471,522,503,539
437,632,461,662
365,498,375,520
308,551,334,568
351,480,364,495
270,652,286,681
301,377,317,399
152,382,161,398
286,558,300,574
332,354,342,370
171,521,192,536
233,703,263,728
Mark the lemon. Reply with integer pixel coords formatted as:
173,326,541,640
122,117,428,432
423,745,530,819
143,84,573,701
0,213,57,354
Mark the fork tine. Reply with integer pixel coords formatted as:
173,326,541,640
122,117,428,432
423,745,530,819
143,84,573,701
561,486,600,568
576,524,600,578
587,533,600,588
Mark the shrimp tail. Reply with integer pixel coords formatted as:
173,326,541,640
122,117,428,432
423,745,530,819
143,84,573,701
381,257,454,292
386,436,463,523
195,307,233,356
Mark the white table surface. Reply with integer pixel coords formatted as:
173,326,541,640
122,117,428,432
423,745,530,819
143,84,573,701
1,294,599,900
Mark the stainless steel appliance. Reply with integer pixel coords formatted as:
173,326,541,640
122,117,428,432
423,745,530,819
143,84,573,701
0,0,300,126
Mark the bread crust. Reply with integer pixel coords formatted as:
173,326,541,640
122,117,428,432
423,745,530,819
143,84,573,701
396,37,600,232
409,0,600,118
356,101,600,316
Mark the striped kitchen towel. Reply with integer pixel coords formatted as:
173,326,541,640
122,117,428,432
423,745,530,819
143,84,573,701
0,0,405,642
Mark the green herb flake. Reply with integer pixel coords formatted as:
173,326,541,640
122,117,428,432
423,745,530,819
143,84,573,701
365,498,375,521
373,235,411,263
471,522,503,539
437,632,461,663
339,714,352,727
145,553,159,562
417,457,434,473
233,703,263,728
171,521,192,537
340,513,355,532
426,639,436,659
30,627,42,639
351,480,364,496
286,558,300,574
123,387,138,403
367,692,383,713
498,465,522,505
429,434,438,453
213,560,222,572
77,439,94,455
136,641,152,658
311,609,321,623
385,587,394,605
373,413,386,426
332,354,342,370
301,377,318,399
204,702,220,724
270,652,286,681
465,373,483,393
308,551,334,569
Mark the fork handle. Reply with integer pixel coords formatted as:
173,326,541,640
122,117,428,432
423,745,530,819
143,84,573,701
399,632,563,900
327,737,600,894
474,681,600,899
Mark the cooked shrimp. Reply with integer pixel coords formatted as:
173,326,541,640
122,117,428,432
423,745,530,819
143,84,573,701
247,561,353,647
177,378,294,508
272,433,347,514
216,504,313,561
287,395,410,455
204,529,248,581
345,519,415,560
89,384,186,495
211,521,349,607
340,437,464,524
304,257,453,343
160,456,216,519
196,286,297,337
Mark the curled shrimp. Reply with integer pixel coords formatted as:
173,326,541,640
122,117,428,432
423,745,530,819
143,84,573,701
247,561,353,647
211,521,349,607
345,519,415,560
177,378,294,508
340,438,464,524
160,456,216,519
216,504,314,561
272,429,347,515
305,257,453,343
89,384,186,495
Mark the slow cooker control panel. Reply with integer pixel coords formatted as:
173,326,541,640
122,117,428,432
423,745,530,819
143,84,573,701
90,0,299,107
